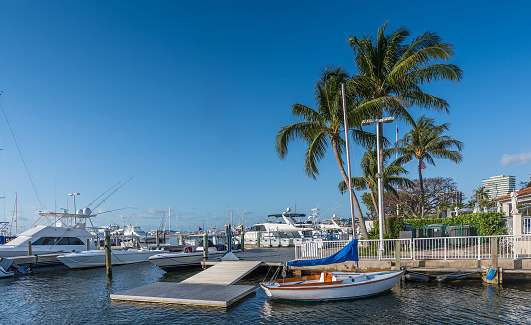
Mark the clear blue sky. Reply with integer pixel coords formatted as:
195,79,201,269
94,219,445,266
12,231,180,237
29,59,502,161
0,1,530,232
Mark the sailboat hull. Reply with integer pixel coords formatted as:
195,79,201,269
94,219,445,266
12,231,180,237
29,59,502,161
260,270,404,301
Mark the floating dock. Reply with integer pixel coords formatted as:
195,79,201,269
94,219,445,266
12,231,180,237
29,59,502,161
111,260,262,307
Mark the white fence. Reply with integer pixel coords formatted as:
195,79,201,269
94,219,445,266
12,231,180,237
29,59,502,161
294,235,531,261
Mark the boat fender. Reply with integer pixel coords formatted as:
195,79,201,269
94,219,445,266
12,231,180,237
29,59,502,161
486,268,496,280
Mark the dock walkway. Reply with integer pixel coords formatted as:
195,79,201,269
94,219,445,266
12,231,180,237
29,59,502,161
111,259,264,307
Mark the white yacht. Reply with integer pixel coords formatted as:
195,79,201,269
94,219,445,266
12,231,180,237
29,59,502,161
0,210,95,258
148,234,227,271
244,208,315,244
58,248,164,269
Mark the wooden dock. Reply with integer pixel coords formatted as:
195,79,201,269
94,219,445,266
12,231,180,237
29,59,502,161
111,260,262,307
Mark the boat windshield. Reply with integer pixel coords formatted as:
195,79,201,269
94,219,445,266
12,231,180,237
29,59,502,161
32,237,85,245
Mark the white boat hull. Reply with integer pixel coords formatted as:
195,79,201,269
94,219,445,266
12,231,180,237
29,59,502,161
260,270,404,301
58,249,161,269
148,250,225,271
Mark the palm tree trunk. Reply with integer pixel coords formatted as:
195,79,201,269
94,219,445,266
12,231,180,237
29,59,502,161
418,160,425,218
368,184,378,215
332,137,370,241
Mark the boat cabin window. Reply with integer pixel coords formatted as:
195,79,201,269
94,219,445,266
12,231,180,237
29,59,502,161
250,225,266,231
32,237,85,245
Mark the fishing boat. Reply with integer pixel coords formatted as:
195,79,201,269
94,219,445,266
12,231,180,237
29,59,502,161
259,239,404,301
0,210,96,258
58,248,164,269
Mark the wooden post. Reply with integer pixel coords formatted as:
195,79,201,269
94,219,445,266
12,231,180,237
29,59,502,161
241,232,245,251
203,232,209,260
27,241,33,271
483,237,500,284
257,233,261,247
104,229,112,277
156,230,160,247
135,237,140,249
86,238,90,251
395,240,401,270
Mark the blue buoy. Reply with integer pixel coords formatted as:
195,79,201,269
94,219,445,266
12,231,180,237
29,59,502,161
486,268,496,280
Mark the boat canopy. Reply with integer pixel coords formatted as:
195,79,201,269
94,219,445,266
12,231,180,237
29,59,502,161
287,239,358,267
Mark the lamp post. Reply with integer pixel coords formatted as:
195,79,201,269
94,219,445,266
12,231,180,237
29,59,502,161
68,193,80,213
361,117,395,251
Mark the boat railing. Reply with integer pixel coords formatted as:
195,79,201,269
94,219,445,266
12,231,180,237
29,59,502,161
293,235,531,261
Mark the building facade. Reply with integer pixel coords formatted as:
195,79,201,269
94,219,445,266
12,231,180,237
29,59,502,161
438,190,464,205
482,175,516,199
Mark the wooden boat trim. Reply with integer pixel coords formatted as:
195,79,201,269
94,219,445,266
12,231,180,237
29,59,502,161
275,274,320,283
265,271,404,291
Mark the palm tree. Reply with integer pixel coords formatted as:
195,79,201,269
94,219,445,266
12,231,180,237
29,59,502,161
395,115,463,217
339,146,413,233
347,23,462,219
275,67,374,240
474,186,490,202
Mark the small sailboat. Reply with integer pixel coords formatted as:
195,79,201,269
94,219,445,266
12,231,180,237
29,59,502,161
260,84,404,301
259,240,404,301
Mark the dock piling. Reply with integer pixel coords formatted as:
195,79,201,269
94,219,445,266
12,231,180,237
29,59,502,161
104,229,112,277
86,238,90,251
395,240,401,270
203,233,208,261
241,232,245,251
483,237,501,284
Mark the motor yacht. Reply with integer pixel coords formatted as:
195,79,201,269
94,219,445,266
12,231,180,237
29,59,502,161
0,210,95,258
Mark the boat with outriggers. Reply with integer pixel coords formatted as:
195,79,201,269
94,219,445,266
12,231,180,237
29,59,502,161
0,210,96,258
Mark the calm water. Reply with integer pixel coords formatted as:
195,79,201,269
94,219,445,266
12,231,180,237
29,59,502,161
1,263,530,325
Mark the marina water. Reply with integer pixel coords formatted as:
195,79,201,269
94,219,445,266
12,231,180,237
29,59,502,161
1,263,530,324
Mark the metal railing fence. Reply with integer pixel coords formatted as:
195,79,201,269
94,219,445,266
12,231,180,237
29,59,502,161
294,235,531,261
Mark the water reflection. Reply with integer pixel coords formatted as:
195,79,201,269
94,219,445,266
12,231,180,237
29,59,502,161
1,263,531,325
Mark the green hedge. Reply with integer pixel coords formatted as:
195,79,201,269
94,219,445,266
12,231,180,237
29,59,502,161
404,212,507,236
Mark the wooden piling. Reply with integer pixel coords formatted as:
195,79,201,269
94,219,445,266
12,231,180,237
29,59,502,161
395,240,401,270
241,232,245,251
86,238,91,251
27,241,33,271
203,233,208,261
156,230,160,247
483,237,501,284
104,229,112,277
257,233,261,248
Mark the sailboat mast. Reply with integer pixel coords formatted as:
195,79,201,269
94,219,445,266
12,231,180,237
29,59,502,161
341,83,357,238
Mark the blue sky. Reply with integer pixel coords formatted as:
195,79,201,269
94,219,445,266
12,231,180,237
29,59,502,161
0,1,530,232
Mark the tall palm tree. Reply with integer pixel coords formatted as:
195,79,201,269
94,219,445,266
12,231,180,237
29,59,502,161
275,67,374,240
474,186,489,201
395,115,463,217
347,23,462,219
339,146,413,233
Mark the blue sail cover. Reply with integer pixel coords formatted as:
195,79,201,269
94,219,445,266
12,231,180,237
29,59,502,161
287,239,359,267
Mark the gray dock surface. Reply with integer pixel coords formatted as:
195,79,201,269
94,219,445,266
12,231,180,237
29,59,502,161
182,260,261,284
110,282,256,307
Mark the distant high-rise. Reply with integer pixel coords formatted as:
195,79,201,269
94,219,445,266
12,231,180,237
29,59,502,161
482,175,516,199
